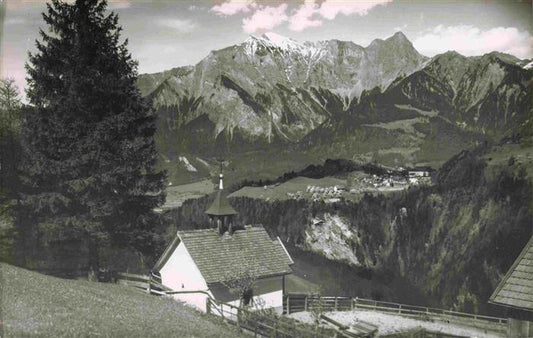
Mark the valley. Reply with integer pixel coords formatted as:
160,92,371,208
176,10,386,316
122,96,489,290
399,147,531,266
163,140,532,316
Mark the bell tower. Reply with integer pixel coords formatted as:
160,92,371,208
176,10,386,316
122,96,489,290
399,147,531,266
205,168,238,235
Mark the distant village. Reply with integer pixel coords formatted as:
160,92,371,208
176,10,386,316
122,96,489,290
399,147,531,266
282,167,434,203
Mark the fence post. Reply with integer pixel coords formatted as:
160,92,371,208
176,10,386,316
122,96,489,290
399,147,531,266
398,304,402,314
335,297,338,311
305,295,308,311
237,308,241,331
287,295,290,315
351,298,354,311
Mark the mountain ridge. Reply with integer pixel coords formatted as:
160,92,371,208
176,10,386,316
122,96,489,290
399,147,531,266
137,32,532,183
139,32,429,147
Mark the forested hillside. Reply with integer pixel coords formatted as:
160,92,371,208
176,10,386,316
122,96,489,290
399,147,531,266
165,144,532,314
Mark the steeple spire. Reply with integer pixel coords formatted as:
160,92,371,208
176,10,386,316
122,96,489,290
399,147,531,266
218,160,224,190
206,162,237,235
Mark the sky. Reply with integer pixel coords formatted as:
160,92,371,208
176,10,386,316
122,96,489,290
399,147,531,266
1,0,532,99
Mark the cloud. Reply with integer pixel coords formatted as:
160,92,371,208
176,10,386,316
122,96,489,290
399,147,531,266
287,0,393,32
212,0,392,33
289,1,322,32
156,18,197,33
211,0,256,16
317,0,393,20
242,3,288,34
413,25,533,59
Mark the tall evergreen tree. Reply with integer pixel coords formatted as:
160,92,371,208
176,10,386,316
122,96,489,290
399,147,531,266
20,0,165,269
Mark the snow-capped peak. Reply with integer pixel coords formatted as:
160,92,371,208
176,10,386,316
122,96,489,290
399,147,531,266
261,32,302,49
243,32,323,60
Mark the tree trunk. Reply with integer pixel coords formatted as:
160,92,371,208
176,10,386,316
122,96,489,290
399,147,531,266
87,238,99,281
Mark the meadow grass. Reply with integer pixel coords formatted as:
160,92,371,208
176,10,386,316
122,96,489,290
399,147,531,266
1,263,244,337
229,176,347,201
285,274,320,294
163,179,214,209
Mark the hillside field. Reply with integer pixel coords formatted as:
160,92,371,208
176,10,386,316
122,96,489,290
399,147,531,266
229,176,347,201
0,263,245,337
162,179,214,210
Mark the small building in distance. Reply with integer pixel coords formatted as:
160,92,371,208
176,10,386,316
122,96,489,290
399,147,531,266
407,166,434,178
489,235,533,336
153,172,294,313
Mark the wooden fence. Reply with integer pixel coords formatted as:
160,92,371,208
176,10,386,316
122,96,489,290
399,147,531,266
115,273,360,337
116,272,172,294
205,297,343,338
115,273,508,337
284,294,508,335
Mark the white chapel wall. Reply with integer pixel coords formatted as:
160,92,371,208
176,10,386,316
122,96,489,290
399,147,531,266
159,242,210,312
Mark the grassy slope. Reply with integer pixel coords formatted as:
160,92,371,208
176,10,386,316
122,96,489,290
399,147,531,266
229,176,346,201
163,179,214,210
1,263,244,337
285,274,320,294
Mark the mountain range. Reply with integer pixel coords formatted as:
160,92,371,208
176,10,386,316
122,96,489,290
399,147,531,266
137,32,532,182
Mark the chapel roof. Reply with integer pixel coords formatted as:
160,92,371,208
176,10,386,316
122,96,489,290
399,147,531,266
155,225,293,284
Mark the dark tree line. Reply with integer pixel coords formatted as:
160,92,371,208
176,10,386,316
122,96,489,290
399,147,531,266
0,79,22,263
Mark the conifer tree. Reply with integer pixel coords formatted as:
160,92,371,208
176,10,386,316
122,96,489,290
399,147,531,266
20,0,165,269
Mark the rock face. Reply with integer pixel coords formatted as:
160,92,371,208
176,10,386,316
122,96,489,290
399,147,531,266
138,32,532,175
305,214,361,266
138,32,429,155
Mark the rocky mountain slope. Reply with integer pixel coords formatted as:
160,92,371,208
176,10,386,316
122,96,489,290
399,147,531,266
138,32,428,153
138,32,532,182
304,50,532,166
